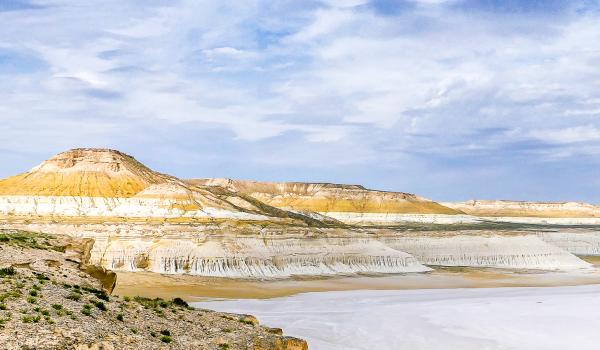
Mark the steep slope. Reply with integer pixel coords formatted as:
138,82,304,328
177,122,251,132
0,148,169,197
189,178,472,225
0,229,307,350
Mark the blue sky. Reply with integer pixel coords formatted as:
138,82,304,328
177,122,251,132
1,0,600,203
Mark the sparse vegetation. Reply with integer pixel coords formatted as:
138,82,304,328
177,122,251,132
160,335,172,343
0,266,16,277
92,300,107,311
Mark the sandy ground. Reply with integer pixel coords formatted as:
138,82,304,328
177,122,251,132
193,284,600,350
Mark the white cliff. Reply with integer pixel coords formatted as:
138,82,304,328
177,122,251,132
90,235,431,278
538,230,600,256
381,234,591,270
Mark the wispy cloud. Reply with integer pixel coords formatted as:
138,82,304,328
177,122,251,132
1,0,600,202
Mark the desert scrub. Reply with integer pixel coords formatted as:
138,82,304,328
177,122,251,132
0,267,16,277
81,304,92,316
26,297,37,304
160,335,172,343
65,292,81,301
21,315,40,323
0,230,62,251
82,286,109,301
116,313,124,321
172,297,189,308
93,301,107,311
218,344,230,350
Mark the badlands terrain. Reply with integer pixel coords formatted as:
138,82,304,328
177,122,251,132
0,148,599,279
1,148,600,349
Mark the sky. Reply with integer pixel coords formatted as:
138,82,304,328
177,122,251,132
1,0,600,203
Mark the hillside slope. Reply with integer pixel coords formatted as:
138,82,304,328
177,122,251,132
0,149,318,225
0,229,307,350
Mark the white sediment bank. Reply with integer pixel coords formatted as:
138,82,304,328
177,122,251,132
90,236,431,278
322,212,480,225
194,284,600,350
538,230,600,256
0,195,268,220
382,235,592,270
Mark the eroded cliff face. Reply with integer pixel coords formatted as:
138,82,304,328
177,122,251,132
381,233,591,269
189,178,466,225
444,200,600,219
0,148,597,279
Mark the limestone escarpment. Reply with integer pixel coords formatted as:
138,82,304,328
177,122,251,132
0,230,307,350
443,200,600,219
189,178,464,225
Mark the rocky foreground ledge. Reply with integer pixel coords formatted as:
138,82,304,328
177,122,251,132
0,229,307,350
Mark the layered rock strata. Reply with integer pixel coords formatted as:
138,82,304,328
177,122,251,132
0,148,596,277
189,178,468,225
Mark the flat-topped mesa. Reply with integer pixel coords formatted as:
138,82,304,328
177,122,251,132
444,200,600,218
189,178,473,225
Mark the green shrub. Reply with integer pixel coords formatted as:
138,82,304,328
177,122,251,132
123,296,131,302
29,290,38,297
172,297,188,307
0,304,6,310
66,292,81,301
116,313,124,321
0,267,16,277
81,308,92,316
93,301,107,311
160,335,172,343
160,329,171,336
51,304,63,311
27,297,37,304
35,273,49,281
21,315,40,323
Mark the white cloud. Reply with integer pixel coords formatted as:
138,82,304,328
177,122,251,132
1,0,600,201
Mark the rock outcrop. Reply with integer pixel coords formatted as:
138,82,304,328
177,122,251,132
0,229,307,350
